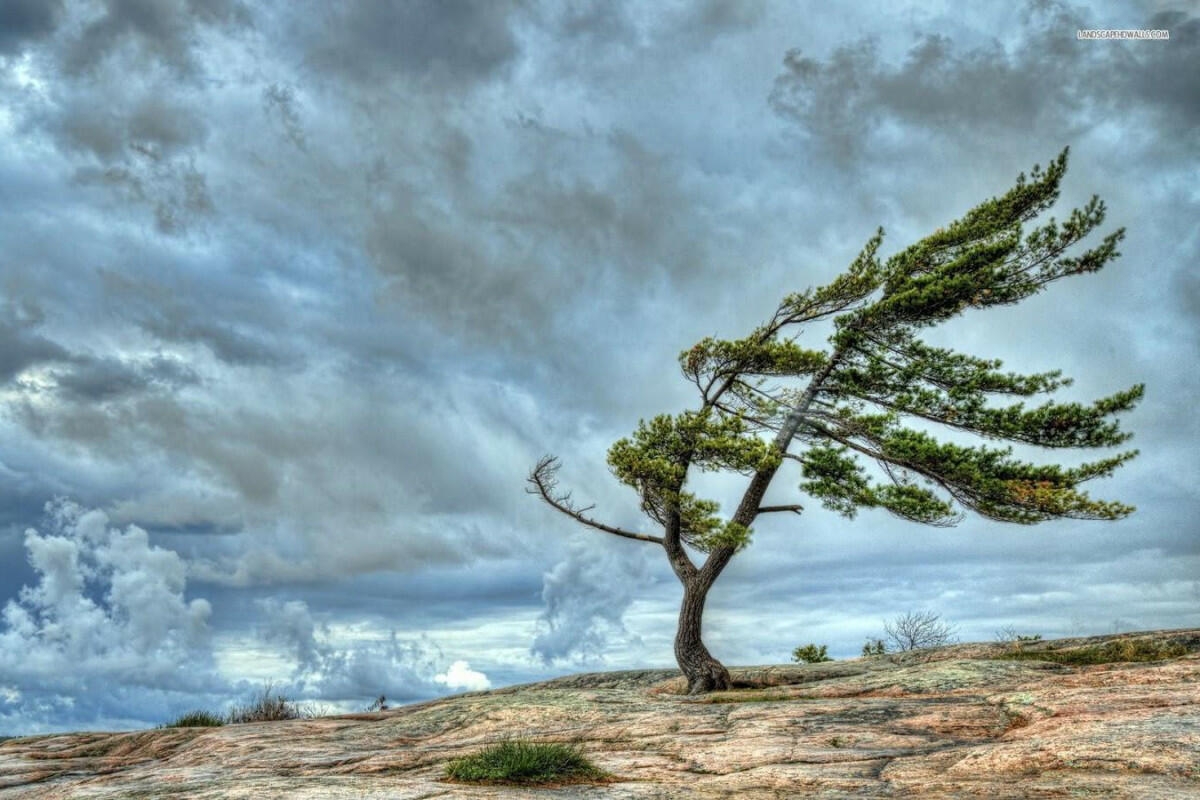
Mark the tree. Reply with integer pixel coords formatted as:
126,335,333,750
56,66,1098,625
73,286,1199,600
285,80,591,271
862,639,887,657
792,643,833,663
528,149,1142,694
882,610,957,652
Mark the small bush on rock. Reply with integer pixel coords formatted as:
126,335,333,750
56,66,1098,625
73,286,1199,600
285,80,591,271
882,610,958,651
862,638,887,657
792,643,833,663
444,740,608,785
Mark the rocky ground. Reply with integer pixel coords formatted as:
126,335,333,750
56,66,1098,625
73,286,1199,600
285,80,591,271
1,629,1197,799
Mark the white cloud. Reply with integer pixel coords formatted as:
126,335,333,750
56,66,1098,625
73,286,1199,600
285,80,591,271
0,499,220,732
532,537,653,664
256,598,493,703
0,499,213,685
0,499,512,733
435,660,491,692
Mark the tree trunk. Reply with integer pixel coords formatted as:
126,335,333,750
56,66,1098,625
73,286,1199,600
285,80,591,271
674,576,732,693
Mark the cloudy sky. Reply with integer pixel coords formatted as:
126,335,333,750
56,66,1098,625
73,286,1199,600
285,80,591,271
0,0,1196,735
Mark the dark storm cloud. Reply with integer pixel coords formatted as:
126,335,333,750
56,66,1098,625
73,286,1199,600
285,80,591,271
95,267,292,367
688,0,767,36
0,312,70,384
297,0,524,87
62,0,251,77
365,126,727,376
3,355,549,583
0,0,64,54
1132,9,1200,136
770,2,1199,160
49,354,198,402
3,1,241,238
261,83,306,151
552,1,635,43
35,79,208,162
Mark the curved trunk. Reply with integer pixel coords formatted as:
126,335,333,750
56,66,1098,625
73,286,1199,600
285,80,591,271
674,576,732,693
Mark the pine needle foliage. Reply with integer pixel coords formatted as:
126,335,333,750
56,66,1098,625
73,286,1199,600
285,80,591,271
604,148,1139,537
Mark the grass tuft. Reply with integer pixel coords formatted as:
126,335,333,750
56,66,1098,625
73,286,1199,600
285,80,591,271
226,683,304,724
161,710,225,728
444,740,608,785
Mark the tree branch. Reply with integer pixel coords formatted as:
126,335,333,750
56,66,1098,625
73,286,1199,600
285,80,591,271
527,456,664,545
700,351,848,584
758,504,805,515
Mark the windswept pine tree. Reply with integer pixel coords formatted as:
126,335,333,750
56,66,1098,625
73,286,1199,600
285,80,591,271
529,149,1142,693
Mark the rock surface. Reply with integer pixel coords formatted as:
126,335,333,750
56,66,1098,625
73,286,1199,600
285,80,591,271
1,629,1198,799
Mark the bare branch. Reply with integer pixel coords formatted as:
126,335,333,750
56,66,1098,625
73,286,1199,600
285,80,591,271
883,610,959,651
527,456,664,545
758,504,804,515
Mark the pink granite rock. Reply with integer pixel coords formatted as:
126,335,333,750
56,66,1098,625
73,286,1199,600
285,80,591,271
1,629,1197,798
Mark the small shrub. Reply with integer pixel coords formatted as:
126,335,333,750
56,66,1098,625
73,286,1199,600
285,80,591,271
996,626,1043,645
162,710,225,728
882,610,957,652
792,643,832,664
226,683,303,724
366,694,389,712
861,638,887,657
444,740,608,785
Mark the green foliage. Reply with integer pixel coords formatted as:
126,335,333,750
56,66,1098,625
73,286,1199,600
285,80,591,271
861,638,887,657
778,228,886,323
792,643,833,663
799,443,959,525
997,639,1188,665
607,410,771,551
161,710,225,728
444,740,608,785
604,148,1140,555
681,335,828,383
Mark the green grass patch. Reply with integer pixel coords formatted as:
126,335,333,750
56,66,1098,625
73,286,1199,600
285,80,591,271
444,740,609,785
998,639,1188,665
161,710,226,728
